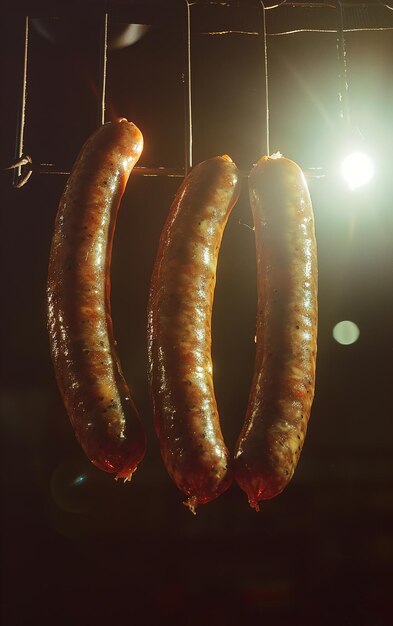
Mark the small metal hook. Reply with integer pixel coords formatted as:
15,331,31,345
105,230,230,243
2,154,33,188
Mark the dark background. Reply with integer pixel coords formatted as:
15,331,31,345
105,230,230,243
1,1,393,625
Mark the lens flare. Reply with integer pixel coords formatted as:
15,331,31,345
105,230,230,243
333,320,360,345
341,152,374,190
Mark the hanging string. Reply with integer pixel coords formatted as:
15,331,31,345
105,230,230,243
183,0,193,174
13,15,31,187
260,0,270,156
99,11,109,126
336,0,351,126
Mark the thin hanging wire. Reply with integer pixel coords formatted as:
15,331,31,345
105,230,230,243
184,0,193,174
99,11,109,125
336,0,351,127
13,15,32,187
260,0,270,156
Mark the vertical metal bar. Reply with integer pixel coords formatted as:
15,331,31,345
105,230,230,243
14,15,29,186
260,1,270,156
99,11,109,125
184,0,193,173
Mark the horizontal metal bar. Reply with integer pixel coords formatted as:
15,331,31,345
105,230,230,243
4,0,388,25
34,163,324,179
36,164,187,178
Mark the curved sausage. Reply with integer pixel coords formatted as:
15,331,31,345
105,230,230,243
47,119,146,481
147,156,241,512
234,155,318,509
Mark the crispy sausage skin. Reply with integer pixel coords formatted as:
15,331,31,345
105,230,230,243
234,155,318,509
147,156,241,512
47,119,146,480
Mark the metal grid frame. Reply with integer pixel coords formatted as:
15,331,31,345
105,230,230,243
2,0,393,187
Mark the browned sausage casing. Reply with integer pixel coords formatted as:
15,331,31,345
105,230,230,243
47,119,146,480
147,156,241,512
234,155,318,509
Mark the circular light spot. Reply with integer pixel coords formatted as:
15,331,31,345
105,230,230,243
341,152,374,190
50,460,96,513
333,320,360,345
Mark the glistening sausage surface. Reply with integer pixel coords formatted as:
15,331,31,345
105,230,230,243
147,156,241,512
47,119,146,480
234,155,318,509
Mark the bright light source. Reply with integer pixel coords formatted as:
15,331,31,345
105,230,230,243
341,152,374,190
333,320,360,345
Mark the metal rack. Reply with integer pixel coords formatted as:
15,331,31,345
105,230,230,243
2,0,393,187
